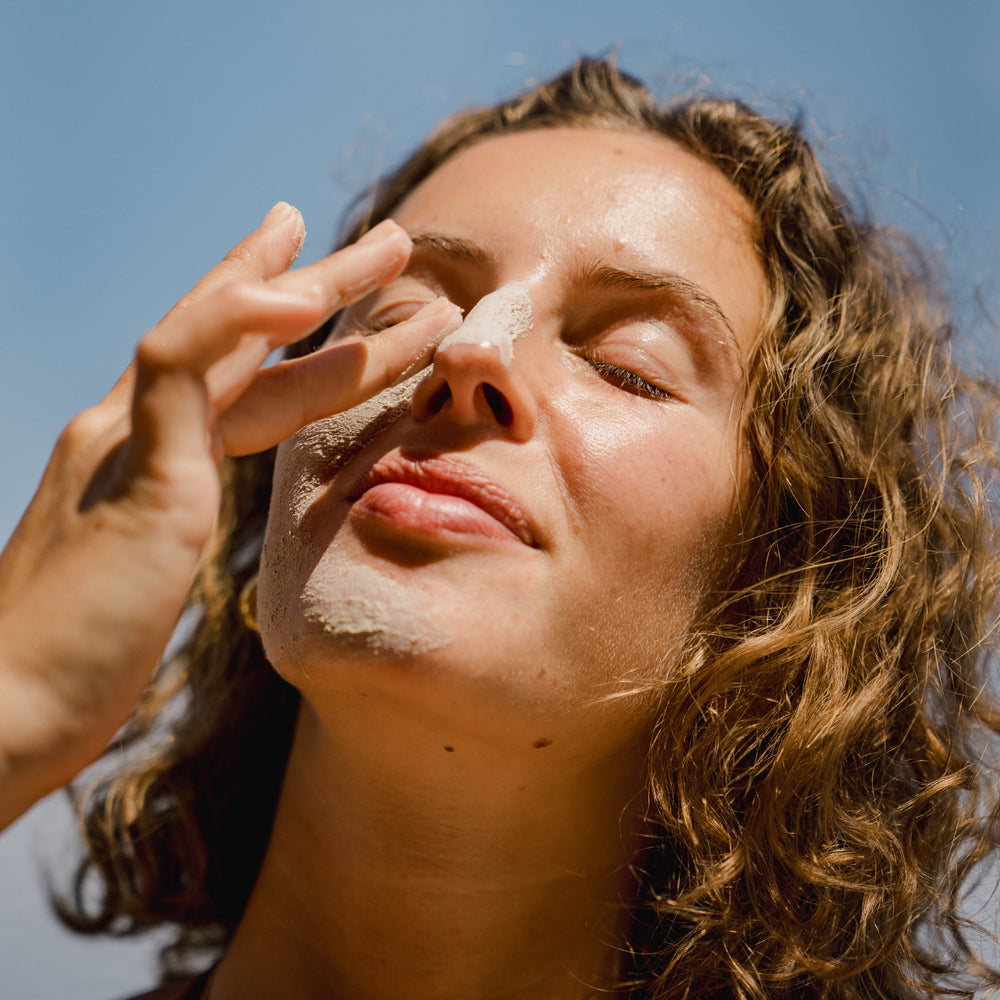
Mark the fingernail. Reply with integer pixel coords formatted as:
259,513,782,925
389,301,464,387
406,297,464,332
290,214,307,260
260,201,295,231
423,297,464,334
356,218,408,248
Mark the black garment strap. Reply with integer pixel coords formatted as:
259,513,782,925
179,970,214,1000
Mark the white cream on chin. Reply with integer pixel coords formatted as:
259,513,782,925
300,559,445,655
436,282,533,366
261,541,448,662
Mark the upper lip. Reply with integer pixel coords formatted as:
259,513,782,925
348,453,537,547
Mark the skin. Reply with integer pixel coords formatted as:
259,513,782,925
208,128,767,1000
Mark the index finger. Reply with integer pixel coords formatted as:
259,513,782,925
216,297,463,456
102,202,307,407
163,202,307,324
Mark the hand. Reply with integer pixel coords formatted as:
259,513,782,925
0,204,461,829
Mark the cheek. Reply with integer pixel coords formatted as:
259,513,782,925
559,395,741,548
546,395,742,672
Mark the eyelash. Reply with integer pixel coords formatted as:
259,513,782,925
345,311,416,338
361,317,397,335
579,352,673,401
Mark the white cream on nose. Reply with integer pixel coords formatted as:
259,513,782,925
436,282,533,366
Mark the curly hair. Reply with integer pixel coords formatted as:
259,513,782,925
59,58,1000,999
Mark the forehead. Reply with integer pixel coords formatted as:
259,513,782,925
393,127,765,351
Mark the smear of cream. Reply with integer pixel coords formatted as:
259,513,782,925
436,282,533,366
272,371,424,522
260,530,450,663
301,561,445,655
260,372,450,667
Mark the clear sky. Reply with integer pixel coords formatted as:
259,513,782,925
1,1,998,997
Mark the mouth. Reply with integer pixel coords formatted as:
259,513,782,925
347,454,537,548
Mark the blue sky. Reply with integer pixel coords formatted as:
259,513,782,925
1,2,998,996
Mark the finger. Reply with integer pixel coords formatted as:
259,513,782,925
126,362,216,488
101,203,308,409
217,297,463,455
269,218,412,311
125,282,326,479
153,220,415,410
164,202,307,323
138,282,325,377
109,217,408,412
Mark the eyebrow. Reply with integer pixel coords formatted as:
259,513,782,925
575,261,737,340
409,231,742,371
410,232,494,267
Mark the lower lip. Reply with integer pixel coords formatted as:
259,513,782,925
352,483,526,545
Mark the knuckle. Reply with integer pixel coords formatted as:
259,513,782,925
135,330,175,371
214,279,257,313
220,241,257,271
57,406,108,452
161,288,197,322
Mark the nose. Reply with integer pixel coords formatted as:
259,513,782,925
410,338,538,441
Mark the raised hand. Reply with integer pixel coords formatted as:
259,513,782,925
0,204,461,829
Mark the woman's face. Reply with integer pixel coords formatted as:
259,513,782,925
260,127,765,761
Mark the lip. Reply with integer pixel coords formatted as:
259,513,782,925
348,454,537,547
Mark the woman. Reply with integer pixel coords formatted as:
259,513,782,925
1,59,998,999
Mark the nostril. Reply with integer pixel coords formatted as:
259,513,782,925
424,382,452,418
482,384,512,426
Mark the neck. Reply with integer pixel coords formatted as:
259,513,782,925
210,697,650,1000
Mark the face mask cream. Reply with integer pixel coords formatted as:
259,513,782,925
436,282,533,367
259,370,451,663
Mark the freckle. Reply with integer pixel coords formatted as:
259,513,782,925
444,746,455,752
532,738,553,749
537,666,547,677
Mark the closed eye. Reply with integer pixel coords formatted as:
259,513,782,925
356,316,398,336
579,351,674,402
341,302,430,338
